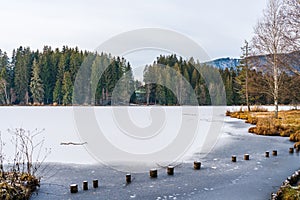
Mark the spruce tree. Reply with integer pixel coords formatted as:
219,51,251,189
30,59,44,104
62,71,73,105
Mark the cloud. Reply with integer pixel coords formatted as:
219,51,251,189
0,0,266,59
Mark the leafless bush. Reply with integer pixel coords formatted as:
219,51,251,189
0,128,50,199
7,128,51,177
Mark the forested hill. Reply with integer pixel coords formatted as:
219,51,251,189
204,58,241,70
204,51,300,72
0,46,299,106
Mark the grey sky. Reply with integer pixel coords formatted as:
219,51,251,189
0,0,267,60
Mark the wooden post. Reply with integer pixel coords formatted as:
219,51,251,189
265,151,269,157
126,174,131,183
232,155,237,162
83,181,88,190
291,174,297,184
167,166,174,175
244,154,250,160
194,161,201,170
289,148,294,154
272,150,277,156
70,184,78,193
93,179,98,188
150,169,157,178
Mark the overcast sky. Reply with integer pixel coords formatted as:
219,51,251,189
0,0,267,61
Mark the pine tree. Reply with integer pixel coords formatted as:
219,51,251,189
53,56,65,104
13,47,32,104
30,59,44,104
236,41,251,110
62,71,73,105
0,67,9,104
0,50,10,104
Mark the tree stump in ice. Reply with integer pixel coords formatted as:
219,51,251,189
244,154,250,160
265,151,269,157
83,181,88,190
167,166,174,175
93,179,98,188
150,169,157,178
126,174,131,183
194,161,201,170
232,155,237,162
70,184,78,193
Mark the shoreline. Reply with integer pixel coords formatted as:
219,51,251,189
226,108,300,199
30,117,300,199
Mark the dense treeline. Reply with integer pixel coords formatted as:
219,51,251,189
0,46,299,106
143,54,300,106
0,46,135,105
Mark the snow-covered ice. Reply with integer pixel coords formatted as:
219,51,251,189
0,106,298,199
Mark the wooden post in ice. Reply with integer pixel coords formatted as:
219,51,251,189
244,154,250,160
167,166,174,175
93,179,98,188
272,150,277,156
194,161,201,170
126,174,131,183
232,155,237,162
70,184,78,193
83,181,88,190
150,169,157,178
265,151,269,157
289,148,294,154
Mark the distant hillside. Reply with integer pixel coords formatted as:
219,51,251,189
204,57,241,69
205,51,299,72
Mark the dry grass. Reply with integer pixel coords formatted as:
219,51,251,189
227,109,300,143
0,172,39,200
276,185,300,200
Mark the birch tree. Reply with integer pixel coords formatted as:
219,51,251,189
252,0,288,118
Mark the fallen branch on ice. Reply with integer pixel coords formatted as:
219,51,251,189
60,142,87,146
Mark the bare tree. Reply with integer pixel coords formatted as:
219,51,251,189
252,0,290,118
9,128,50,176
283,0,300,51
281,0,300,76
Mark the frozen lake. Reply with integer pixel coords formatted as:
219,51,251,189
0,106,298,199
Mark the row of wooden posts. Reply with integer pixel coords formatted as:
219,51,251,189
70,147,296,194
69,163,200,193
70,179,99,193
231,150,278,162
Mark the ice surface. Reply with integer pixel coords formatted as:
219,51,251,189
0,106,297,199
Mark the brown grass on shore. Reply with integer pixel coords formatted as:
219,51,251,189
0,172,39,200
276,185,300,200
226,108,300,145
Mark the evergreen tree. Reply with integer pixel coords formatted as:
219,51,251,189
0,67,9,104
13,47,33,104
30,59,44,104
235,41,251,110
53,56,65,104
62,71,73,105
